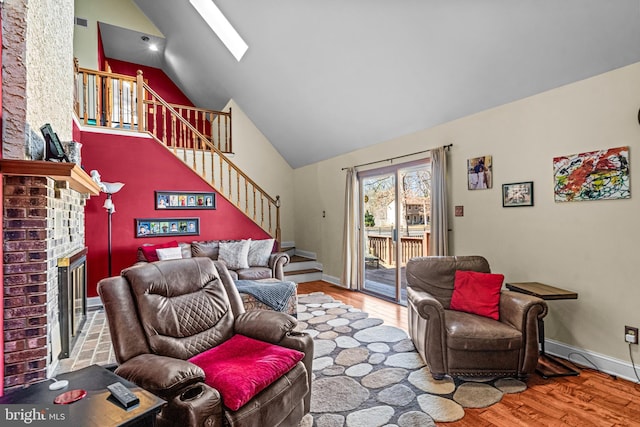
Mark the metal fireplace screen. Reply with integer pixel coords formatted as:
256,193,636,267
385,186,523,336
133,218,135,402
58,248,88,359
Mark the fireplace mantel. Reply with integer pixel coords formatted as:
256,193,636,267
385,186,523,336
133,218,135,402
0,159,100,195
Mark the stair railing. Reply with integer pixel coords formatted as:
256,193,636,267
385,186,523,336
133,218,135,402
75,66,139,130
74,65,279,244
136,72,280,244
167,103,232,153
74,65,232,153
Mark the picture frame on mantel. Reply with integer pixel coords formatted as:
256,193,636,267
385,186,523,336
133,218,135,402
155,191,216,210
502,181,534,207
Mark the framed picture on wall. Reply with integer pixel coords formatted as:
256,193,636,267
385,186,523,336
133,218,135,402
135,217,200,237
155,191,216,210
467,155,493,190
502,182,534,207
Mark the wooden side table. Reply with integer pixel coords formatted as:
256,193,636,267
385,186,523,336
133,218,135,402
506,281,579,378
0,364,165,426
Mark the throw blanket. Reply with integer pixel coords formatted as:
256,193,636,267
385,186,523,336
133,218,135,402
235,280,297,312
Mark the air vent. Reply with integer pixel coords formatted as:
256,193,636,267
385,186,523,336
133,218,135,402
75,17,88,27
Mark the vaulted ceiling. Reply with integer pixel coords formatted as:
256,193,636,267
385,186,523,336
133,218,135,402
100,1,640,168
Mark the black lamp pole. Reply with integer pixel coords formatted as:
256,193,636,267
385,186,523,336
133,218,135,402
106,193,114,277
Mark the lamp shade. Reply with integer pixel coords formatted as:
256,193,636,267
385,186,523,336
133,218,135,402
103,198,114,212
103,182,125,194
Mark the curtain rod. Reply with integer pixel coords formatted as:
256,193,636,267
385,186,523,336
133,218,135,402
341,143,452,171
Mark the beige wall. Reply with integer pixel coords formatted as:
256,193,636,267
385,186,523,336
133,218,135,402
224,100,295,241
293,62,640,364
2,0,74,157
74,0,162,69
27,0,75,142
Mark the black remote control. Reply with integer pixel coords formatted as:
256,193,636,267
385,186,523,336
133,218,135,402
107,382,140,408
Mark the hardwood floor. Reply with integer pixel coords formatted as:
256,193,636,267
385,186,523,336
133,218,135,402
297,281,640,427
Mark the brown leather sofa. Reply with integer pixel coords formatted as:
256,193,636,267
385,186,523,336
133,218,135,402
406,256,547,380
98,257,312,427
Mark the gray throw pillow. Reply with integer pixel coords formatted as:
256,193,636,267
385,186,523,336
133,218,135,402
192,241,219,260
247,239,274,267
219,240,251,270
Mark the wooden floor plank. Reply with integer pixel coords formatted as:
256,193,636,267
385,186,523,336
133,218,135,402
297,281,640,427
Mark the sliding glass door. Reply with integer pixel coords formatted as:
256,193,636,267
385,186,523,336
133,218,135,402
359,159,431,304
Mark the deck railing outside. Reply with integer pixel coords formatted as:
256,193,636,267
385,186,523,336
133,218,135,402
367,232,430,266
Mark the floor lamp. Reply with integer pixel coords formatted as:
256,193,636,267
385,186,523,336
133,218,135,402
102,183,124,277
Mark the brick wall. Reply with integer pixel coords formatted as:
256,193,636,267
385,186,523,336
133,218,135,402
3,175,86,390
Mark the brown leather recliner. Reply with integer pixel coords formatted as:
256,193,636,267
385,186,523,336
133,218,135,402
406,256,547,380
98,257,313,427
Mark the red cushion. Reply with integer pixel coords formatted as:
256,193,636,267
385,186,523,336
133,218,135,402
449,270,504,320
188,334,304,411
140,240,179,262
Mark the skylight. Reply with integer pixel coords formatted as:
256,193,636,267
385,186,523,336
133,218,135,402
189,0,248,61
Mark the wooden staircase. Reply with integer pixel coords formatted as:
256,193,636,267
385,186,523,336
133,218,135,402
74,65,281,246
281,244,323,283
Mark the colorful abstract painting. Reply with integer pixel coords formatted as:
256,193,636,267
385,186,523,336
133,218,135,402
553,146,630,202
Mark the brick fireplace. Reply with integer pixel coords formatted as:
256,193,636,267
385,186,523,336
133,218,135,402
2,164,97,391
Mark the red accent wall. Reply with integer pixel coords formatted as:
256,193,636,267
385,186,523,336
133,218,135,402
106,58,194,106
80,131,270,298
72,118,82,142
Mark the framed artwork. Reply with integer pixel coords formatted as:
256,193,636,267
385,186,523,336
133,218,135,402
155,191,216,210
136,217,200,238
502,182,534,207
553,146,630,202
467,155,493,190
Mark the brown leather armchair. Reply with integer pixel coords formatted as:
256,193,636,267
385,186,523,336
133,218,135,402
98,257,313,427
406,256,547,380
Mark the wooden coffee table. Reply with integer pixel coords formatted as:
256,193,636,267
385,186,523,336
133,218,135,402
506,281,579,378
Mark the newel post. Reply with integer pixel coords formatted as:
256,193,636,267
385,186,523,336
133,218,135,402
136,70,144,131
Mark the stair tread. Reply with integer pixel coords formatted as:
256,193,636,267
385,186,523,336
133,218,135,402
289,255,315,263
285,268,322,275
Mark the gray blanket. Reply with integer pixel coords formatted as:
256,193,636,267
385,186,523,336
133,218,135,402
235,280,296,312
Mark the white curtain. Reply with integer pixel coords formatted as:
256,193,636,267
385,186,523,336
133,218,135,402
430,146,449,256
341,167,360,289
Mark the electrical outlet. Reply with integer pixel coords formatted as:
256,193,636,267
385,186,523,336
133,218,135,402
625,326,639,344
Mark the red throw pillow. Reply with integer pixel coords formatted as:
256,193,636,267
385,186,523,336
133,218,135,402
189,334,304,411
140,241,179,262
449,270,504,320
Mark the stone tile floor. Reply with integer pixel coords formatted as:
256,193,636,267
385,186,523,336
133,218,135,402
55,309,117,376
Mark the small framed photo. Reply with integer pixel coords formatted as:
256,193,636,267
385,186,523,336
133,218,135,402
155,191,216,210
467,155,493,190
502,182,534,207
136,217,200,237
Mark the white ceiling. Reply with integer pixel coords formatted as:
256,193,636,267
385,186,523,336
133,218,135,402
99,0,640,168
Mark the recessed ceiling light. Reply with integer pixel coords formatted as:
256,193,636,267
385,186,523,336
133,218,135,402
149,44,158,52
189,0,248,61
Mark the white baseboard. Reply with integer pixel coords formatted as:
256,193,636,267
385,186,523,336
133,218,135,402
546,339,639,382
87,296,103,310
321,273,344,287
